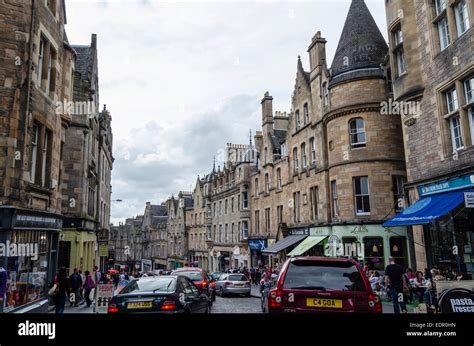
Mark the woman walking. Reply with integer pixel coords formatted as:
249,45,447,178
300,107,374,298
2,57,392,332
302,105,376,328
52,267,70,314
84,270,95,308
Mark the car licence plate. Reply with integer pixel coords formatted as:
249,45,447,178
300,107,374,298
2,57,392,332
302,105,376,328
127,301,153,309
234,284,244,287
306,298,342,309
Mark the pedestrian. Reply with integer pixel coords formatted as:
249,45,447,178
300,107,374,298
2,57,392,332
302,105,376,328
250,267,256,284
255,268,261,284
52,267,70,314
69,268,82,307
78,270,85,305
404,268,416,303
93,266,101,285
83,270,95,308
384,257,408,314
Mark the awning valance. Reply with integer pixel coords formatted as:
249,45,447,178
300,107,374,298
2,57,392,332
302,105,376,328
383,189,474,227
287,236,328,256
262,234,307,255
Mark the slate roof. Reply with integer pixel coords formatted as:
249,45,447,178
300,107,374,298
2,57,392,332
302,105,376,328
71,45,92,80
150,204,167,217
330,0,388,85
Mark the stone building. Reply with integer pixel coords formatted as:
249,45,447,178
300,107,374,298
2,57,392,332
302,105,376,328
0,0,74,312
383,0,474,276
166,192,193,269
187,178,209,269
250,0,411,271
142,202,168,271
60,34,113,275
203,143,256,272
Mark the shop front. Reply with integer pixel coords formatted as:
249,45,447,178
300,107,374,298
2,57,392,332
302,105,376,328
0,207,62,313
384,174,474,278
331,224,411,271
248,239,267,268
152,259,168,270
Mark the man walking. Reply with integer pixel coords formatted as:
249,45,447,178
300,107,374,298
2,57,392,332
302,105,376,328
385,257,408,313
69,268,82,307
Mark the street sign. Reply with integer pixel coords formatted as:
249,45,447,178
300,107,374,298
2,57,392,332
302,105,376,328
465,192,474,208
94,284,114,313
99,244,109,257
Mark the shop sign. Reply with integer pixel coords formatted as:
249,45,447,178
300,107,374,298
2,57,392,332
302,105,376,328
289,228,309,236
248,239,267,251
99,245,108,257
464,192,474,208
94,284,114,313
419,174,474,197
14,214,62,229
439,288,474,313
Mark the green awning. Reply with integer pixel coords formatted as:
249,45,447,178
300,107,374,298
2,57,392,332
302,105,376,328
287,236,328,256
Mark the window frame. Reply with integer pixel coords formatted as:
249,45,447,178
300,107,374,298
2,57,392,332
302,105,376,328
331,180,339,218
276,168,282,190
349,118,366,149
454,0,470,37
450,114,465,151
353,176,371,216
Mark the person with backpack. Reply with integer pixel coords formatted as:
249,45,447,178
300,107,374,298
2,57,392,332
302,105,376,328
83,270,95,308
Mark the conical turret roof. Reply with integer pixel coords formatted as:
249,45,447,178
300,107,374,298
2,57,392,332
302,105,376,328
330,0,388,85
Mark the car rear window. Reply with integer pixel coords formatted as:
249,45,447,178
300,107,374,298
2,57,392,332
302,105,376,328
121,277,176,294
174,271,203,281
228,275,247,281
282,260,366,292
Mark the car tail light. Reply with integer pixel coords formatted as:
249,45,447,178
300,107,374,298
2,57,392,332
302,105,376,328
161,300,177,311
368,293,382,313
269,288,283,308
107,300,119,313
201,280,208,287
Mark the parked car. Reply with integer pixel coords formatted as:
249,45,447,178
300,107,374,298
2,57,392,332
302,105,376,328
266,257,382,314
107,276,210,314
215,273,251,297
171,268,216,302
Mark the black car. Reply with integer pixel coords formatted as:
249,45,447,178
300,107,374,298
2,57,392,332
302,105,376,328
108,276,210,314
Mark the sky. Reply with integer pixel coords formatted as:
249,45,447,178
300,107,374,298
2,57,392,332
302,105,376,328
64,0,387,225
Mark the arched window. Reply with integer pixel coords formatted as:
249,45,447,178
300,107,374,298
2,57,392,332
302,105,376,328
295,110,301,130
304,103,309,124
349,118,366,148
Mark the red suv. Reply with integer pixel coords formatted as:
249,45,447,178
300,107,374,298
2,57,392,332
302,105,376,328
267,257,382,313
171,268,216,302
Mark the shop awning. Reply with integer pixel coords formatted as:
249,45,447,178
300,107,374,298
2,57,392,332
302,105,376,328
287,236,328,257
383,189,474,227
262,234,307,255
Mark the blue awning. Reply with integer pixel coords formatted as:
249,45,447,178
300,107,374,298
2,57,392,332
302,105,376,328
383,189,474,227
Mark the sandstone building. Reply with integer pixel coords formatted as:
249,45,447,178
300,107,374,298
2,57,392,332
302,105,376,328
60,34,114,276
250,0,411,271
384,0,474,277
0,0,74,312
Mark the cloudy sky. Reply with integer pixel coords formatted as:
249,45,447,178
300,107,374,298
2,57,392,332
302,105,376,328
65,0,387,224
